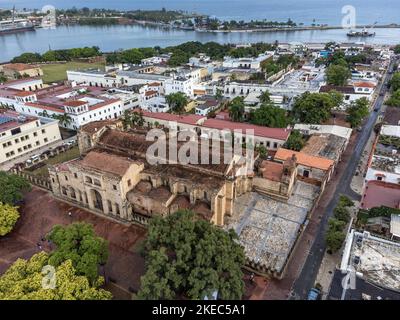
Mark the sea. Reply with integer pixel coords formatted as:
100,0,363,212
1,0,400,62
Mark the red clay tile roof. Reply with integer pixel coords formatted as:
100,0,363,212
3,63,37,72
89,99,120,111
14,90,35,97
141,111,205,126
260,160,283,182
63,100,87,107
202,118,291,141
275,148,334,171
77,150,135,177
353,81,376,88
80,119,120,135
25,102,65,113
361,181,400,210
145,90,158,97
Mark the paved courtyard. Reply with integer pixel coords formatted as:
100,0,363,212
225,181,320,276
0,187,147,299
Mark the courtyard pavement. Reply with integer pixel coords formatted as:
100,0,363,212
0,187,147,299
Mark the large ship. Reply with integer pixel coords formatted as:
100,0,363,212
347,28,375,37
0,7,35,35
346,23,377,38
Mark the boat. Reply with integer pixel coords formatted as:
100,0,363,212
347,23,377,37
0,6,35,36
347,29,375,37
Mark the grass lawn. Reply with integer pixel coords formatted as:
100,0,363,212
27,146,80,178
41,62,105,84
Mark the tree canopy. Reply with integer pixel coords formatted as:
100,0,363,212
138,210,245,300
47,223,109,284
326,64,351,86
385,89,400,107
389,72,400,92
228,97,245,122
165,92,188,114
346,97,370,128
249,103,288,128
0,172,30,205
283,130,305,151
291,91,341,124
0,203,20,237
0,252,112,300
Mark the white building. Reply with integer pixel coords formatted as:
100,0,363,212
0,110,62,164
222,53,273,71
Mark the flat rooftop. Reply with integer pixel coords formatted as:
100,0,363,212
361,181,400,210
346,231,400,292
225,181,320,275
0,110,37,134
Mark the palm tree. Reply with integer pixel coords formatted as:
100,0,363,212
228,97,245,122
54,113,72,128
131,111,144,127
121,110,132,130
166,92,188,114
258,90,271,104
38,110,50,118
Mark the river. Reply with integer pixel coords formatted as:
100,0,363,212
1,0,400,62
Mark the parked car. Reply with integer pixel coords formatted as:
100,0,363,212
307,288,321,300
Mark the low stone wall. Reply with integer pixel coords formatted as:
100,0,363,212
18,172,52,191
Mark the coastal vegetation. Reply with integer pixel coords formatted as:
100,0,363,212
11,46,101,63
106,41,277,66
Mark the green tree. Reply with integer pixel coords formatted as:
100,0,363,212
47,223,109,284
394,44,400,54
54,114,73,128
167,49,190,67
249,103,288,128
258,90,271,104
346,97,369,128
138,210,245,300
0,203,20,236
385,89,400,107
0,252,112,300
291,92,337,124
228,97,245,122
165,92,188,114
0,172,30,205
283,130,305,151
326,218,346,253
389,72,400,92
326,64,351,86
0,72,7,83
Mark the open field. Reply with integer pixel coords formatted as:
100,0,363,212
26,146,80,178
41,61,105,83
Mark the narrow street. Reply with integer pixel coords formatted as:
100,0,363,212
290,58,397,299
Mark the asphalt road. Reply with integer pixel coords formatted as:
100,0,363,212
290,58,397,300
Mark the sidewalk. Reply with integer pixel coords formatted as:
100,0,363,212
260,131,360,299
